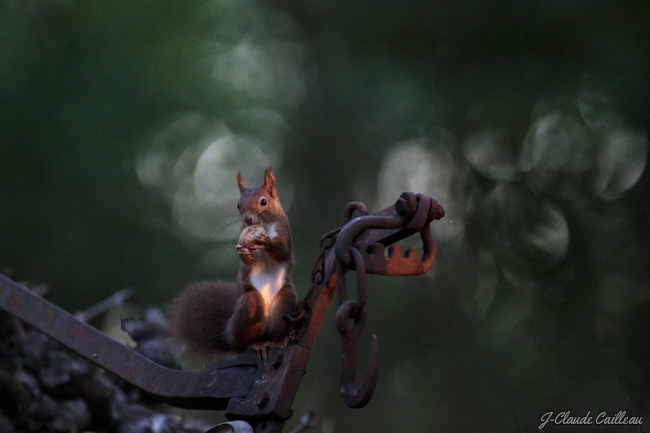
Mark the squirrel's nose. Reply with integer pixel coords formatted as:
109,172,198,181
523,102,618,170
244,216,254,225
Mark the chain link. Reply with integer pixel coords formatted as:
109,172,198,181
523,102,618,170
310,228,340,285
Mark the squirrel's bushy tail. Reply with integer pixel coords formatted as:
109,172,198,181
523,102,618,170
170,281,240,368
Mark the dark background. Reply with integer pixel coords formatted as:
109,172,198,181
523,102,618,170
1,1,649,431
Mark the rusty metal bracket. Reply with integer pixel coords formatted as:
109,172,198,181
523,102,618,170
326,192,444,409
0,191,444,433
335,192,443,276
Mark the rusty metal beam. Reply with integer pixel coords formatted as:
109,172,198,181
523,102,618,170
0,273,256,410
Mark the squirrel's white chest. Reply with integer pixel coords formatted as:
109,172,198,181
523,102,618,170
264,223,278,240
250,259,287,315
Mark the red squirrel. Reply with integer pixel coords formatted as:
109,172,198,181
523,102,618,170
170,166,296,365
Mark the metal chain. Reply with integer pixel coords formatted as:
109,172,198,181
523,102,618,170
335,244,377,408
311,227,340,285
286,227,342,326
336,247,367,318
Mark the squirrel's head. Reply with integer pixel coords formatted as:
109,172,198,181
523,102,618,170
236,166,284,227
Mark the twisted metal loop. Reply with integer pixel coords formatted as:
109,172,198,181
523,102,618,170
343,201,368,223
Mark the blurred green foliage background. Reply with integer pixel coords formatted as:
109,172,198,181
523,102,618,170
1,0,649,431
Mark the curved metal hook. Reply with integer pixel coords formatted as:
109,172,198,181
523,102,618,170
335,300,379,409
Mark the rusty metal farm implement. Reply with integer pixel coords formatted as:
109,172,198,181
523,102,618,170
0,192,444,433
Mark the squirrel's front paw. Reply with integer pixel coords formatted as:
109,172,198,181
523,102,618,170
238,225,269,250
249,233,271,249
236,246,255,265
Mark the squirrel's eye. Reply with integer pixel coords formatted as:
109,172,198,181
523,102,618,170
260,198,267,206
237,203,240,210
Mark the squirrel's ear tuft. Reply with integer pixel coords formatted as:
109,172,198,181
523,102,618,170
237,171,246,192
262,166,276,197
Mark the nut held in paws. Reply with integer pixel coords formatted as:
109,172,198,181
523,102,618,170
237,225,267,249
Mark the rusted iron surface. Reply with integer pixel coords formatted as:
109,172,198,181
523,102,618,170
225,345,309,421
0,191,444,433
